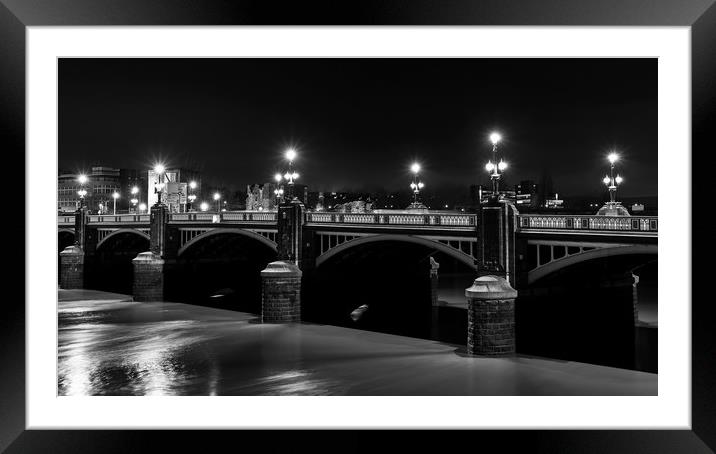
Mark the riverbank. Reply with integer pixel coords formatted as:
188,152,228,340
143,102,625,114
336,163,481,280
58,289,656,396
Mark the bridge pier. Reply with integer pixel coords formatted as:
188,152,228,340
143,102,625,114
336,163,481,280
59,245,85,289
132,203,170,302
261,261,302,322
465,275,517,356
430,257,440,306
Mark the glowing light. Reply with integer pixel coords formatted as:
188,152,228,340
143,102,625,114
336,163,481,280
77,174,88,185
139,203,147,211
615,175,623,184
153,164,166,174
189,181,197,189
498,160,508,171
603,176,611,185
112,192,120,200
200,202,209,211
213,192,221,201
418,182,424,189
489,132,502,145
607,152,619,164
485,161,495,172
274,173,282,183
131,186,139,195
285,148,297,161
411,163,420,174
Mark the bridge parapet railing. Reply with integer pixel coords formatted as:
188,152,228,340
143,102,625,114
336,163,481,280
86,214,150,224
518,214,658,233
58,215,75,226
169,211,278,223
306,212,476,227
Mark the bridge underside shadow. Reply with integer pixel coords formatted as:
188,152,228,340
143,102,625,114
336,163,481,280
85,232,150,295
303,240,474,343
516,253,657,372
166,232,275,314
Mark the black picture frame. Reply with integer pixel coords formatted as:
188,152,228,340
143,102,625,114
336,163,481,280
3,0,712,452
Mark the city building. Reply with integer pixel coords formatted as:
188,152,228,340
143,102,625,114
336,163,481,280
147,167,201,213
58,166,124,214
514,180,540,209
246,183,280,210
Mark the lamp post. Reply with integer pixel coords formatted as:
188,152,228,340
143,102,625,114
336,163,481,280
130,186,139,213
485,132,507,198
408,162,425,208
603,152,623,204
153,164,166,206
188,181,197,211
112,191,120,215
76,174,88,210
283,148,299,200
200,201,209,212
213,192,221,213
274,173,284,207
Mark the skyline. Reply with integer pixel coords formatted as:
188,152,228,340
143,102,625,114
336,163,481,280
59,58,657,198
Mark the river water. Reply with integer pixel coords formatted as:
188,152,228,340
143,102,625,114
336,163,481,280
58,289,656,396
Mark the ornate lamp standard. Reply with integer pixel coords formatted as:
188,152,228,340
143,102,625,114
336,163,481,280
76,174,88,210
130,186,139,213
282,148,299,200
112,191,120,215
213,192,221,213
485,132,507,200
407,162,426,210
596,152,629,216
153,164,167,207
188,181,197,211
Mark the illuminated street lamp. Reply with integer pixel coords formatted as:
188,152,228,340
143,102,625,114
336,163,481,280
138,202,147,213
153,163,167,206
213,192,221,213
76,174,88,209
485,131,507,197
188,181,197,211
596,151,629,216
283,149,299,199
200,202,209,212
274,187,284,208
603,152,623,204
407,162,427,210
130,186,139,213
112,191,120,215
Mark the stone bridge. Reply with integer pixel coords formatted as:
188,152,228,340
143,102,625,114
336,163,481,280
58,203,657,293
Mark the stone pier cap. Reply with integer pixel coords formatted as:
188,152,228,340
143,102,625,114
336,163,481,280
465,275,517,300
260,260,302,277
132,251,165,264
59,245,83,256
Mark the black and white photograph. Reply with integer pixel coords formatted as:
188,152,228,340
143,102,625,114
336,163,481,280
56,57,658,397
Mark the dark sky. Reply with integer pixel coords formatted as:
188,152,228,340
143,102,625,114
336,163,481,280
59,58,657,198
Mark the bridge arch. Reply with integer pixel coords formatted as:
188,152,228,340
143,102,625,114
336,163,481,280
528,244,657,285
177,228,277,257
96,228,151,250
315,233,475,268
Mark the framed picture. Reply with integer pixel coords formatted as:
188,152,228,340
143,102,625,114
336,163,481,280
5,0,712,451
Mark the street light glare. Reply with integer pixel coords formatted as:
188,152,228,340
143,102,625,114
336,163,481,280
112,192,120,199
489,132,502,145
274,173,282,182
189,181,197,189
285,148,297,161
139,203,147,211
607,152,619,164
498,160,508,171
213,192,221,201
77,174,88,184
603,175,611,185
154,164,166,174
615,175,623,184
131,186,139,194
411,163,420,174
485,162,495,172
200,202,209,211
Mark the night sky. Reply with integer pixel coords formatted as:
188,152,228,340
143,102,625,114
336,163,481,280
59,58,657,198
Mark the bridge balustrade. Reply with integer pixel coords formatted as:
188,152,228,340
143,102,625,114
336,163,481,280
519,214,658,233
305,212,477,227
